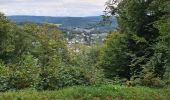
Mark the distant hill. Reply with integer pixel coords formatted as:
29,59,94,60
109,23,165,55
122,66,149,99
7,16,117,30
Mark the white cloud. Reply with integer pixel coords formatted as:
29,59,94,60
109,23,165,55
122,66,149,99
0,0,107,16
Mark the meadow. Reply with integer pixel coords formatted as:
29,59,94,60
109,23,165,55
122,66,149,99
0,85,170,100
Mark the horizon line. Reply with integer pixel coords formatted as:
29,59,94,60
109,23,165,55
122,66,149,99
7,14,104,18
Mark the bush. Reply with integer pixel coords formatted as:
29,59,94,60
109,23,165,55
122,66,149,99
131,78,141,86
36,64,104,90
9,55,39,90
151,78,166,88
0,54,39,91
141,72,166,88
2,54,99,91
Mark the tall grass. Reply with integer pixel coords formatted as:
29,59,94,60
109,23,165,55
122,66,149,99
0,85,169,100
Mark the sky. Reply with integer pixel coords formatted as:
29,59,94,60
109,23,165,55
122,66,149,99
0,0,107,17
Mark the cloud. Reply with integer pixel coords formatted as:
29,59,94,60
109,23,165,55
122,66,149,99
0,0,107,16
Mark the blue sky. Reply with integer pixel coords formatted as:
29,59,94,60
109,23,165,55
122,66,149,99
0,0,107,17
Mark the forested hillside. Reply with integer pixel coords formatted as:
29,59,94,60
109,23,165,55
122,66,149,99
8,15,117,29
0,0,170,99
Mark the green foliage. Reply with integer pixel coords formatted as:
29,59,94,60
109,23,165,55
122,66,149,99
104,0,170,85
0,54,39,91
9,54,39,90
0,13,15,62
36,62,103,91
145,0,169,81
70,44,101,67
99,32,130,79
36,65,90,90
0,0,169,92
154,13,170,79
22,23,70,66
68,44,105,85
141,71,166,88
0,63,10,92
0,13,104,91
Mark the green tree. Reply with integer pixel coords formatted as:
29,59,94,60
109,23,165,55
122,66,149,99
0,13,15,63
0,13,73,91
105,0,170,81
0,13,35,63
22,23,70,66
99,32,130,79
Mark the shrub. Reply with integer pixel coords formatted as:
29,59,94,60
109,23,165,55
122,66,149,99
0,54,39,91
141,72,166,88
36,64,104,90
9,54,39,90
131,78,141,86
151,78,166,88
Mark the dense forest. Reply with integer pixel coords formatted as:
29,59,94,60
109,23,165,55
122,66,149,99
0,0,170,99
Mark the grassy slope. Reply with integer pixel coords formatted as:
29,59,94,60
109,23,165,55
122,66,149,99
0,85,169,100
